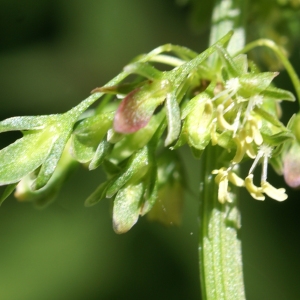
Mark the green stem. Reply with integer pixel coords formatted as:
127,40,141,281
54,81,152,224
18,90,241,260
209,0,247,65
199,145,245,299
199,0,247,299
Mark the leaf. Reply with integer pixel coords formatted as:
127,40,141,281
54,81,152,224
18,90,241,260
0,130,55,185
164,92,181,146
112,182,145,234
0,115,55,133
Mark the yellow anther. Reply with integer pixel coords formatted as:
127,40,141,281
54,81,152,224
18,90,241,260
245,174,265,200
261,181,288,201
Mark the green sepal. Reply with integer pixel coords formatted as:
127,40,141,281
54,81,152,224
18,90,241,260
239,72,278,97
71,112,114,163
261,130,294,146
147,149,185,226
109,112,163,163
140,164,158,216
89,140,113,170
84,181,111,207
92,80,147,96
112,182,145,234
34,130,71,190
102,160,123,176
123,62,163,80
164,92,181,146
147,181,183,226
107,129,124,144
14,142,78,208
216,45,240,77
269,155,284,175
191,147,203,159
261,86,295,102
232,54,248,75
216,131,236,150
181,93,207,120
185,98,213,150
254,106,286,128
106,146,150,198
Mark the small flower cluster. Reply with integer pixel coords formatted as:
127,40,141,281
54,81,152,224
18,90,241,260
0,32,297,232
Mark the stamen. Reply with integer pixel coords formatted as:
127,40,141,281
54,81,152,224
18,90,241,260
212,77,240,102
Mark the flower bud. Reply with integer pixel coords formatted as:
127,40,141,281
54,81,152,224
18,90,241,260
113,79,171,133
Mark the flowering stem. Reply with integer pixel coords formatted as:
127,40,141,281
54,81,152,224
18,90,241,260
198,0,247,299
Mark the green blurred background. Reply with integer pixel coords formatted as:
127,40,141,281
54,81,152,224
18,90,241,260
0,0,300,299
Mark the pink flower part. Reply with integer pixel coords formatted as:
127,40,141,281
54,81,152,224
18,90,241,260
283,145,300,189
114,80,169,134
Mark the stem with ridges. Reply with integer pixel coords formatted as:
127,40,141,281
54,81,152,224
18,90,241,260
199,0,247,299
